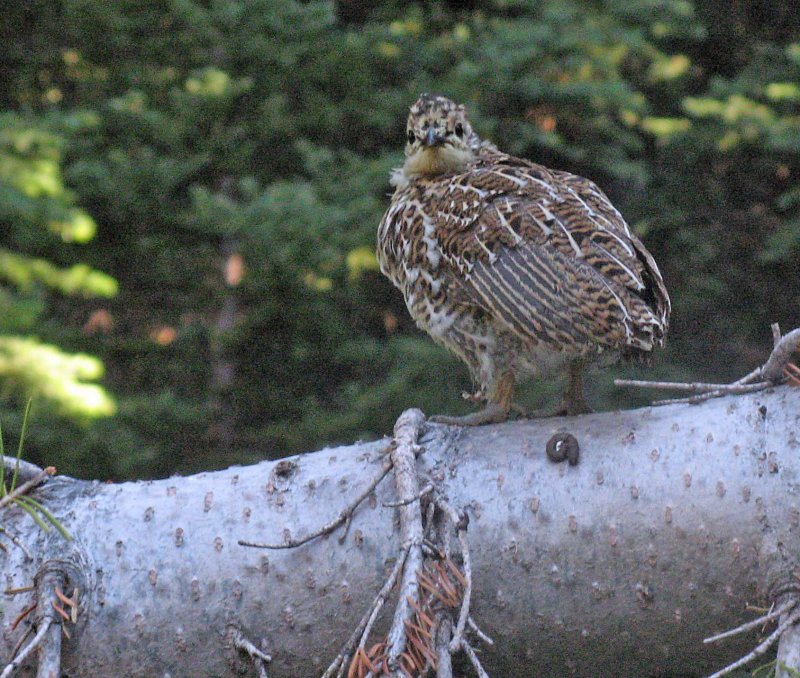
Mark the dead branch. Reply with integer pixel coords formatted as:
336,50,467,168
754,326,800,384
467,618,493,647
320,548,407,678
0,468,55,510
435,499,472,653
0,618,52,678
613,380,767,393
383,485,433,508
462,640,489,678
34,572,65,678
776,605,800,677
233,630,271,678
1,569,67,678
239,452,392,550
704,600,796,644
385,408,426,670
616,324,800,406
435,616,453,678
0,526,33,560
706,604,800,678
650,383,772,406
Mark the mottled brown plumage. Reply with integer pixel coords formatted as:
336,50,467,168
377,94,670,423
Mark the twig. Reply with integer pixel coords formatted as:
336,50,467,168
435,499,472,653
35,617,62,678
234,630,271,678
614,379,748,393
423,500,438,545
386,409,426,669
704,600,796,644
451,525,472,652
0,468,55,510
0,527,33,561
383,484,433,508
2,571,69,678
462,639,490,678
706,607,800,678
239,453,392,550
651,382,772,406
321,548,408,678
11,603,37,632
616,325,800,406
9,627,33,666
757,327,800,383
0,618,52,678
33,568,67,678
5,584,35,596
772,323,782,347
436,616,453,678
359,556,408,651
468,616,494,646
433,502,452,563
777,603,800,676
337,511,355,546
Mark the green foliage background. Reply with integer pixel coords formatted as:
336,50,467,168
0,0,798,479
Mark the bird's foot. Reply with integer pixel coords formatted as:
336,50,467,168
429,402,510,426
521,399,592,419
509,402,528,417
551,397,593,417
556,362,592,416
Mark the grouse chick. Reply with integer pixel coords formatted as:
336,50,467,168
377,94,671,424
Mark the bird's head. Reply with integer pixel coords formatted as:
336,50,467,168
401,94,477,179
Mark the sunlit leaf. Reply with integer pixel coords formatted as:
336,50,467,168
0,337,116,420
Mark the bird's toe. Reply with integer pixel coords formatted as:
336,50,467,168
429,402,509,426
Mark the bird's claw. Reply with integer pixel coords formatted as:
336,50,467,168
429,402,510,426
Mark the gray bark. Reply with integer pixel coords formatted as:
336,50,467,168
1,386,799,677
777,601,800,677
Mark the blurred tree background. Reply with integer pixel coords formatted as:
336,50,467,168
0,0,797,480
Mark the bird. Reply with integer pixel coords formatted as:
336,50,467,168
377,94,671,425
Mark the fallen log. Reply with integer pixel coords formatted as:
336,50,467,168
1,385,799,677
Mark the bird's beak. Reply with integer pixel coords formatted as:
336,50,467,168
424,127,445,147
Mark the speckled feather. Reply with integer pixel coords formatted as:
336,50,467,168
377,95,670,407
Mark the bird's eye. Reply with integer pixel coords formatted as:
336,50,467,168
407,130,415,144
454,122,464,138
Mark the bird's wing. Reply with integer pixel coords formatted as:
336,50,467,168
429,157,670,352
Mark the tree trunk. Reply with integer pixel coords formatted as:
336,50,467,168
2,386,799,677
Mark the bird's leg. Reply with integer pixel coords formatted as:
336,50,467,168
430,372,514,426
554,361,591,416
